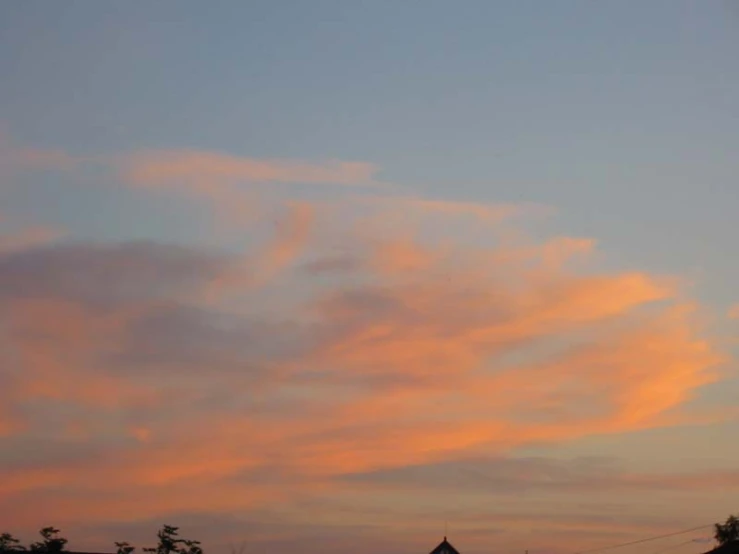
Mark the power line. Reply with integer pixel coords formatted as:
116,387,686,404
573,524,714,554
649,538,706,554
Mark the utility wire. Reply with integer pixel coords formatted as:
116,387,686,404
649,537,707,554
573,524,714,554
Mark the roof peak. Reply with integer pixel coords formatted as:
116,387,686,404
429,537,460,554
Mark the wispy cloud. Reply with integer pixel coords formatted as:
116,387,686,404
341,455,739,494
114,149,379,226
0,140,733,554
0,132,78,175
0,224,64,255
121,149,378,188
0,209,724,517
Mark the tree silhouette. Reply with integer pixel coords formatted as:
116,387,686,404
29,528,67,554
115,543,135,554
715,515,739,545
0,525,202,554
128,525,202,554
0,533,26,553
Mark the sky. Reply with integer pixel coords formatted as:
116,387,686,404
1,2,738,554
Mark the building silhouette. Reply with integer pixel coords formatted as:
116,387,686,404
429,537,461,554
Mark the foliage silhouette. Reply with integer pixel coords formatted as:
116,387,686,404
0,533,26,553
0,525,202,554
114,543,135,554
715,515,739,546
29,528,67,554
121,525,202,554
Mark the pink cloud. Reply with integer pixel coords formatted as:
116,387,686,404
0,132,77,174
0,141,734,553
0,208,724,490
121,149,377,188
0,225,65,254
21,148,370,239
113,149,378,227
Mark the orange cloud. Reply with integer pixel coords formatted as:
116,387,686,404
114,149,376,226
1,207,725,480
361,195,543,222
0,132,77,175
0,158,732,553
0,225,65,254
249,201,315,285
122,149,377,188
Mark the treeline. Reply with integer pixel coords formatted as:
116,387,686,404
0,525,201,554
2,513,738,554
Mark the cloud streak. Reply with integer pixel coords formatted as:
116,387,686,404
0,141,733,554
121,149,378,189
0,132,78,175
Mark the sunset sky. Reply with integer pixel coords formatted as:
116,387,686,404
1,2,739,554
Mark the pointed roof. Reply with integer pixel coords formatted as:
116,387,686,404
429,537,461,554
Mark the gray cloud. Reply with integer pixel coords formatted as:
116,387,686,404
0,436,110,472
298,254,361,274
111,303,309,375
338,455,739,495
0,241,228,309
339,456,620,493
